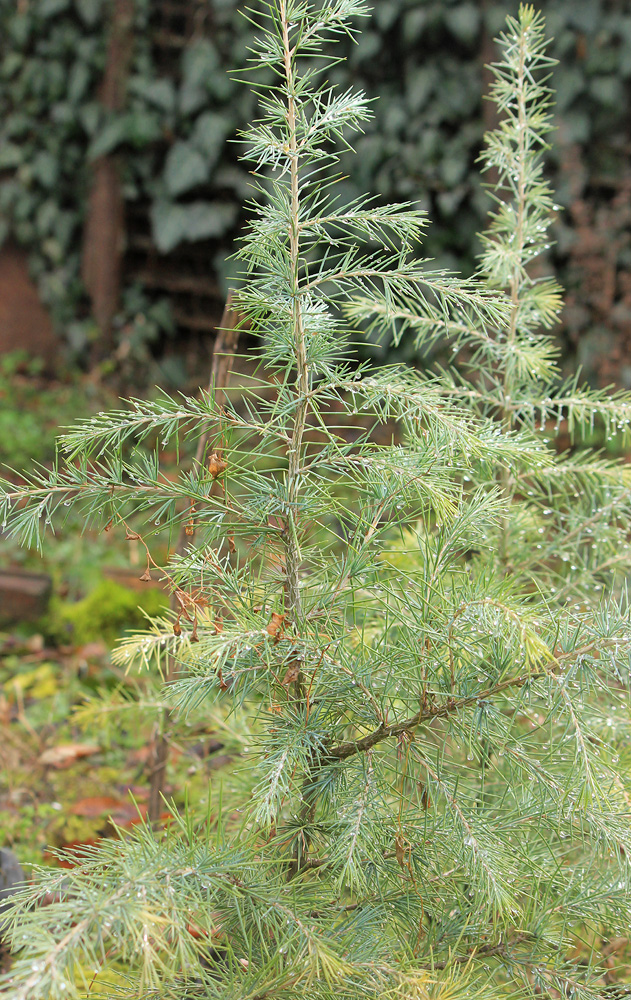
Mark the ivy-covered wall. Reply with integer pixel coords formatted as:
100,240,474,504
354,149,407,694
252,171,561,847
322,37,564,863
0,0,630,380
0,0,107,340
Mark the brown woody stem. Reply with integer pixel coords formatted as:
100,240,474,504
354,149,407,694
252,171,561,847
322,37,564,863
324,641,603,763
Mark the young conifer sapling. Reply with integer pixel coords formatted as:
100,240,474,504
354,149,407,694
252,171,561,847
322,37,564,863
2,4,631,999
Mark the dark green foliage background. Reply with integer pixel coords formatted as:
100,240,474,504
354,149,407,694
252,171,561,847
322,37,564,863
0,0,630,373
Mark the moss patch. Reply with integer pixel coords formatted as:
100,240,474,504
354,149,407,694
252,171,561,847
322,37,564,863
60,579,168,646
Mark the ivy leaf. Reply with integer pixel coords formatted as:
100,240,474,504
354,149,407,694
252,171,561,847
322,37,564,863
1,53,23,79
146,299,175,336
88,116,128,159
5,113,30,139
88,112,161,159
51,102,75,127
36,200,58,237
182,201,237,241
589,75,623,107
32,151,59,189
568,0,601,33
123,110,162,147
74,0,103,27
179,85,206,118
554,67,584,112
68,62,91,105
181,39,219,91
8,15,31,46
40,0,71,17
150,202,190,254
402,9,428,43
179,39,219,116
445,3,480,43
79,102,103,138
0,143,23,169
128,76,176,114
190,112,231,166
374,2,399,31
406,67,437,114
561,110,590,144
163,141,209,196
150,200,237,254
350,31,380,65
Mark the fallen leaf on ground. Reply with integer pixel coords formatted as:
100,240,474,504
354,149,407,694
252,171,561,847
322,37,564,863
24,634,44,654
127,746,151,765
70,796,164,829
38,743,100,767
76,642,107,661
69,796,123,819
109,801,149,827
43,840,100,867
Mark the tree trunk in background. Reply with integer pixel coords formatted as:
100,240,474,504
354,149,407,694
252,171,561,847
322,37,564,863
480,1,499,189
82,0,134,362
0,245,57,369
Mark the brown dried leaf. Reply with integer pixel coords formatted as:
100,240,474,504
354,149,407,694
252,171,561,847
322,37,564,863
395,834,408,869
417,782,431,810
266,612,286,638
39,743,100,768
281,661,300,686
69,796,122,819
76,642,108,661
208,453,228,479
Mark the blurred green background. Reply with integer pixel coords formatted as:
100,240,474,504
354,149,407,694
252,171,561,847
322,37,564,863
0,0,629,383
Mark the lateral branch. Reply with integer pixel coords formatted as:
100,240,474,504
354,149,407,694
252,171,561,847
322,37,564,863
325,641,602,762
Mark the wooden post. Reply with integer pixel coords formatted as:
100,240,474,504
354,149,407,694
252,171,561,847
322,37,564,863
82,0,134,360
147,292,242,823
0,570,52,624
